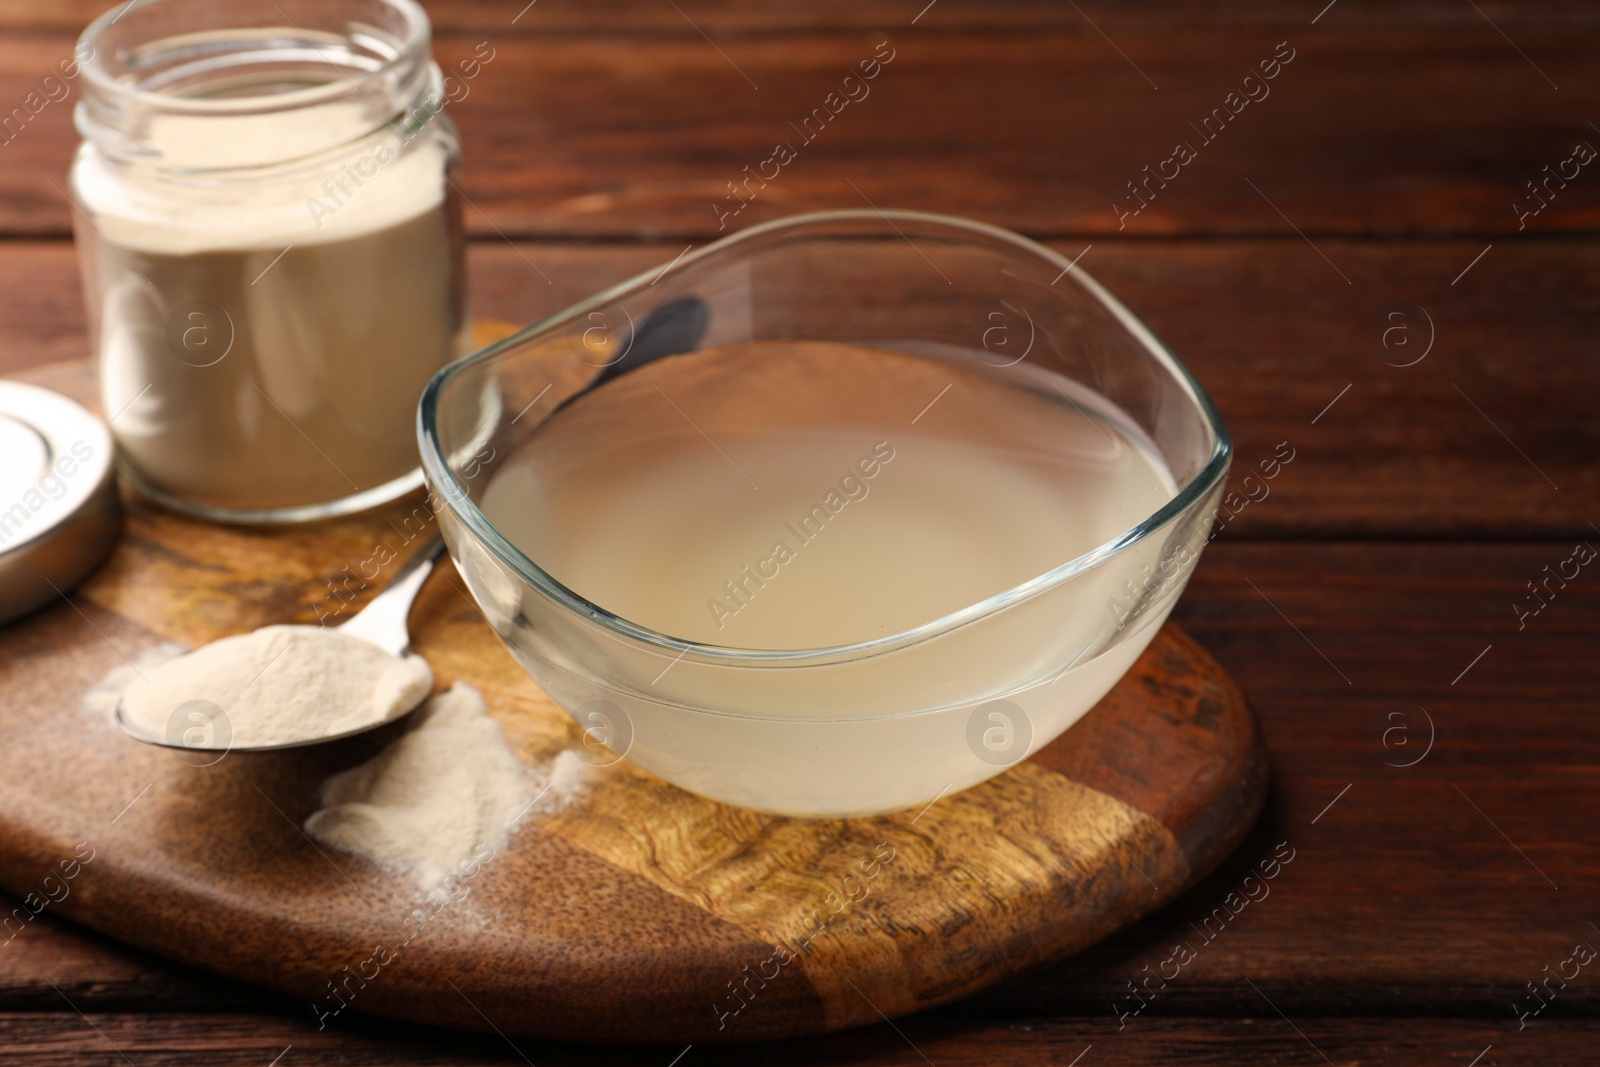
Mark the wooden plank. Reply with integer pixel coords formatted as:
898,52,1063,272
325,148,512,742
3,541,1596,1024
0,902,285,1013
0,241,85,374
1,0,1596,35
3,31,1600,239
1024,539,1600,1018
0,1012,1592,1065
5,238,1595,536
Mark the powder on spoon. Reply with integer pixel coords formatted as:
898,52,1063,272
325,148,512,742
118,624,433,749
304,683,531,888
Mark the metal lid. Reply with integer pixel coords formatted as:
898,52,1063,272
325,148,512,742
0,382,121,625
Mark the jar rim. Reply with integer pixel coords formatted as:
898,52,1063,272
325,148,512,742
75,0,434,160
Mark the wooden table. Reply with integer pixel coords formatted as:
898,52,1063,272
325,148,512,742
3,2,1598,1062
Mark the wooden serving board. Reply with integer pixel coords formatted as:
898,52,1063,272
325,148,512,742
0,354,1266,1045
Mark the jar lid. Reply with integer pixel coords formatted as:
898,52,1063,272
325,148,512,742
0,382,120,625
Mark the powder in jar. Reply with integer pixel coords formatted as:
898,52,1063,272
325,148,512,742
304,683,531,888
118,625,432,749
73,10,469,518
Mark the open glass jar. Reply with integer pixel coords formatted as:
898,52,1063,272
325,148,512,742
71,0,468,523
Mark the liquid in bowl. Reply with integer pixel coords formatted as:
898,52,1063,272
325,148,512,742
471,341,1179,815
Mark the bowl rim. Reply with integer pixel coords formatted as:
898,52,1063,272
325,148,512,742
418,208,1232,667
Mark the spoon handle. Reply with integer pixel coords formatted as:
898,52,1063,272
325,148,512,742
337,534,447,657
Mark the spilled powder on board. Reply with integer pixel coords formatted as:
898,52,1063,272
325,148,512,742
305,683,532,889
542,748,595,808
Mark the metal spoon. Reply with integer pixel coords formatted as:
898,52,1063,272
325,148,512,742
114,535,447,752
330,533,446,658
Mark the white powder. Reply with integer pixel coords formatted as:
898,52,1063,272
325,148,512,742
304,683,531,889
73,112,451,254
543,749,595,807
118,625,433,749
83,642,185,725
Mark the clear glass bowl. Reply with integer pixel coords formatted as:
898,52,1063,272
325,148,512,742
419,210,1230,818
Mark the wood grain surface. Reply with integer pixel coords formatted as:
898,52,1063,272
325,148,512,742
0,357,1264,1044
3,0,1597,34
4,1013,1598,1067
1,0,1596,1061
5,30,1600,239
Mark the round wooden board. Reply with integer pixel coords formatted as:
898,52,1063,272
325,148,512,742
0,352,1266,1045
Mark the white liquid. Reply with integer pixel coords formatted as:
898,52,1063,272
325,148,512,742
484,342,1172,650
473,341,1187,815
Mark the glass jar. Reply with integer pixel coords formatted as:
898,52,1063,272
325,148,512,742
71,0,468,523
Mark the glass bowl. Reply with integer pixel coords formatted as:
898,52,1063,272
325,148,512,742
419,210,1229,818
